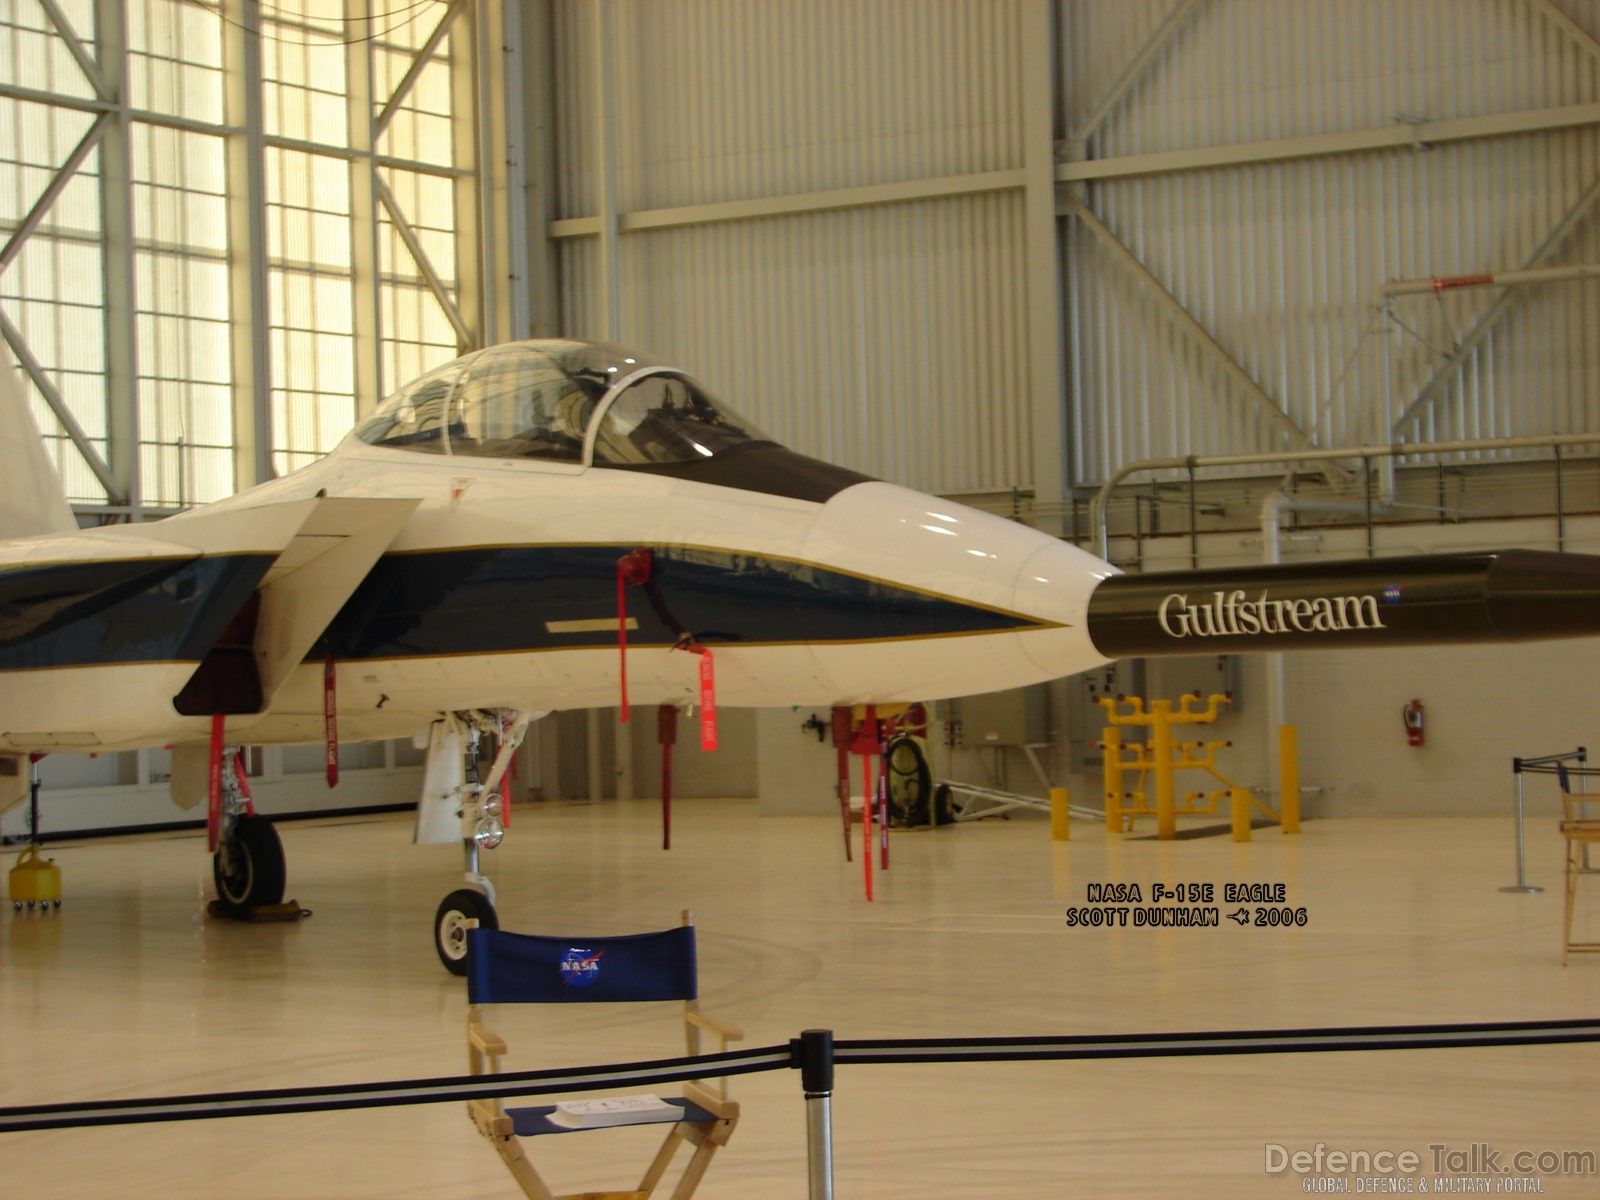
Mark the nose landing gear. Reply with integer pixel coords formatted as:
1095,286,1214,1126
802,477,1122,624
425,710,534,975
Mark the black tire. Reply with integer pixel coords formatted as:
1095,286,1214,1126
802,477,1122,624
212,814,286,908
434,888,498,976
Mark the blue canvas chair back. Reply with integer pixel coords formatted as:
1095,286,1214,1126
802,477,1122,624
467,925,698,1005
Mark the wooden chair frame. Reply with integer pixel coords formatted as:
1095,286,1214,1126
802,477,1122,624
1559,773,1600,964
465,912,742,1200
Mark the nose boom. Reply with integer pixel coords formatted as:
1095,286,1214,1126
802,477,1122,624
1084,549,1600,659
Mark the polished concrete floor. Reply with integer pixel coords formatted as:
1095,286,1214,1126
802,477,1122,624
3,798,1599,1198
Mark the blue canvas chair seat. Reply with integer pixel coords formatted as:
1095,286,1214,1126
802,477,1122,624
464,912,742,1200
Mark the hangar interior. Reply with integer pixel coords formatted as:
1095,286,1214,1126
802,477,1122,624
3,0,1599,837
4,3,1600,1197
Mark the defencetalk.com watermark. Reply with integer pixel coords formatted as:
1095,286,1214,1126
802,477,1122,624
1265,1142,1597,1193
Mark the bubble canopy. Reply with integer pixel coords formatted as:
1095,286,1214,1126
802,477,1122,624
349,340,774,468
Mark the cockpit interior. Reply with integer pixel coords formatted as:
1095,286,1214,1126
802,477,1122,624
350,340,771,469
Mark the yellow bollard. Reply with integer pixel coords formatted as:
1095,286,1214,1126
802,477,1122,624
1279,725,1300,833
1050,787,1071,841
1231,788,1251,842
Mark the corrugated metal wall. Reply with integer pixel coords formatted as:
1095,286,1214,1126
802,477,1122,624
548,0,1034,495
1060,0,1600,483
555,1,1024,215
544,0,1600,497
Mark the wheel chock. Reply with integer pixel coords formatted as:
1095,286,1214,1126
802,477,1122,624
206,899,312,922
9,845,61,911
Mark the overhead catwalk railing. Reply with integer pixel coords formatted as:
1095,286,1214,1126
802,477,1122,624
1090,431,1600,563
6,1018,1600,1200
1088,261,1600,566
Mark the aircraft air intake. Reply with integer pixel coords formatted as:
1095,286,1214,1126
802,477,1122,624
1083,549,1600,659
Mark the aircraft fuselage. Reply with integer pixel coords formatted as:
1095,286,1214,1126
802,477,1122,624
0,441,1115,751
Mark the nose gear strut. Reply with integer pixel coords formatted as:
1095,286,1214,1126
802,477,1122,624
428,709,535,974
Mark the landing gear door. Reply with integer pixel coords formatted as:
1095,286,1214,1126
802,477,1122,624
0,754,27,817
414,720,464,845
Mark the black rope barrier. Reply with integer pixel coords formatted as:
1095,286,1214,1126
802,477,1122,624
2,1017,1599,1135
0,1045,794,1133
832,1017,1600,1064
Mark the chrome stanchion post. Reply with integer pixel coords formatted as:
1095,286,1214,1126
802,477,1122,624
795,1029,835,1200
1578,749,1593,874
1501,757,1542,894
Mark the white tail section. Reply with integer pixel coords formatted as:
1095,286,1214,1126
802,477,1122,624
0,358,75,536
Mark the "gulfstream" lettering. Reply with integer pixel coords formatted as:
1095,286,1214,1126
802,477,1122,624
1155,589,1386,639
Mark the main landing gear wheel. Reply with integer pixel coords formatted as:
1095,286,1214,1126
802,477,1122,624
885,735,934,828
435,887,498,976
213,814,286,909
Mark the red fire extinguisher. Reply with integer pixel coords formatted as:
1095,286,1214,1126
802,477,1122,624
1403,699,1425,747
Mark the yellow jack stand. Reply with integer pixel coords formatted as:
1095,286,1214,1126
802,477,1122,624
9,845,61,912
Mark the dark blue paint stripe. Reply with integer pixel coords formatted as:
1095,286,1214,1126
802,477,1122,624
0,555,274,672
0,545,1045,674
327,545,1045,660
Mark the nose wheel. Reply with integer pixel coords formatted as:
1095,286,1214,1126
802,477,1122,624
417,709,536,974
434,887,498,975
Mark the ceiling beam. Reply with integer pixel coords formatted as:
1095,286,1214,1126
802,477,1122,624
1059,102,1600,183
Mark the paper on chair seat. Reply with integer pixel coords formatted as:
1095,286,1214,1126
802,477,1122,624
547,1094,677,1128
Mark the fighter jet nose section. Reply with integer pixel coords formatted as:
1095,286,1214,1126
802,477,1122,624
801,483,1117,700
1012,537,1122,677
806,482,1031,610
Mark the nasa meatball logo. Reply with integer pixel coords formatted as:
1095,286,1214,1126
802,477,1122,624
1382,583,1403,604
560,947,604,987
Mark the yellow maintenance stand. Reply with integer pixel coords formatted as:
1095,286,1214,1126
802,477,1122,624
1099,692,1300,841
1099,692,1241,839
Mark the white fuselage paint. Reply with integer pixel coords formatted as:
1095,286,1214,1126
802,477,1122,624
1,441,1118,752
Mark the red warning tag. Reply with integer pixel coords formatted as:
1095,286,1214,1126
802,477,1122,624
323,648,339,788
207,712,224,853
697,649,717,751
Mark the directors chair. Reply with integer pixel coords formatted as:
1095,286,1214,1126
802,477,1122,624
1558,764,1600,965
464,911,742,1200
